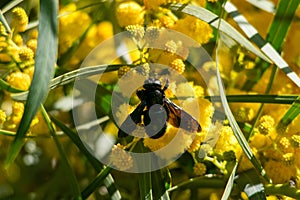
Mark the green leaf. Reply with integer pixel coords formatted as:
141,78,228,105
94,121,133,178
52,116,122,199
151,169,171,200
167,3,271,63
242,0,300,90
0,79,24,93
215,60,270,183
5,0,58,168
41,106,82,199
207,94,298,104
277,96,300,131
11,64,123,101
81,167,112,199
235,169,267,200
51,116,103,170
221,163,238,200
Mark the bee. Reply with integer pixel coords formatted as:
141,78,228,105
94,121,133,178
118,77,201,139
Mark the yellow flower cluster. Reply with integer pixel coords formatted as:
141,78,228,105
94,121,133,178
11,7,28,32
58,4,113,68
110,144,133,171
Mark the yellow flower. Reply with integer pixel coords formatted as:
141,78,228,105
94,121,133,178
0,109,6,126
6,71,31,90
144,0,166,10
18,47,34,61
173,16,213,45
193,162,206,176
169,58,185,74
125,24,145,41
11,7,28,32
116,2,144,27
214,125,241,157
110,144,133,171
13,34,23,46
233,106,255,122
26,39,38,53
264,159,296,184
143,126,194,160
257,115,275,135
290,135,300,147
58,3,91,55
118,66,132,78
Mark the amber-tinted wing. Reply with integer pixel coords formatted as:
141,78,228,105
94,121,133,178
118,102,146,138
164,98,201,132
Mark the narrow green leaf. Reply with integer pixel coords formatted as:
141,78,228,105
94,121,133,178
5,0,58,168
242,0,300,90
51,116,103,170
207,94,298,104
235,169,267,200
40,106,82,199
277,96,300,130
81,167,112,199
151,169,170,200
1,0,24,13
265,183,300,198
168,3,271,63
11,64,124,101
215,59,270,182
0,79,24,93
221,163,238,200
138,172,153,200
0,10,11,33
51,116,122,199
266,0,300,50
168,176,225,192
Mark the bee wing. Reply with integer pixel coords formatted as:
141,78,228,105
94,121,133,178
118,102,146,138
164,98,201,132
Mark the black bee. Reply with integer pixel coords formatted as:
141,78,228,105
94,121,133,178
118,78,201,139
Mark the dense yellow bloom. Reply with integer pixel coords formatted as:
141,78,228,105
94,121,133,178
0,109,6,126
110,144,133,171
118,66,131,78
233,106,255,122
193,162,206,176
116,2,144,27
173,16,213,45
144,0,166,10
18,47,34,61
169,58,185,74
143,126,194,160
257,115,275,135
126,24,145,41
264,159,296,184
58,3,91,55
214,125,241,157
6,71,31,90
13,34,23,46
26,39,38,53
11,7,28,32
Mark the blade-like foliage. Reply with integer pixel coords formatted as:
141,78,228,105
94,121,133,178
5,0,58,168
168,3,271,63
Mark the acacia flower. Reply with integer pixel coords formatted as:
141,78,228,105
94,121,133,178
118,66,131,78
11,7,28,32
257,115,275,135
193,162,207,176
110,144,133,171
169,58,185,74
18,47,34,62
173,16,213,45
6,71,31,90
116,2,144,27
125,25,145,41
264,159,296,184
